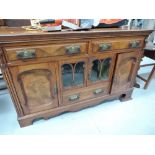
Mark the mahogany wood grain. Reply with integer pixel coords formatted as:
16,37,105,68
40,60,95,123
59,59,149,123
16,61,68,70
18,88,134,127
5,42,88,61
62,82,109,105
9,62,59,114
0,27,152,127
92,37,144,53
0,27,152,43
111,50,142,93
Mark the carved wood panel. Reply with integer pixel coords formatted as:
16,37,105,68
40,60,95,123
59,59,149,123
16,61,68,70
111,51,140,93
10,63,58,114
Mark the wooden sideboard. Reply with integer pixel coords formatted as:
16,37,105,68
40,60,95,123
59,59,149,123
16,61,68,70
0,27,152,127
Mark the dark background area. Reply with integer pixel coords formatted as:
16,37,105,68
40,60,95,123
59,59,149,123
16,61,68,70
0,19,31,27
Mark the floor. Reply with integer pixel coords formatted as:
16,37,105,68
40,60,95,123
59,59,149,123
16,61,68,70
0,57,155,135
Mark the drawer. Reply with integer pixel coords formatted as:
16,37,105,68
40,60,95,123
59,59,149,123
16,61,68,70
62,83,109,105
92,38,144,53
4,42,88,61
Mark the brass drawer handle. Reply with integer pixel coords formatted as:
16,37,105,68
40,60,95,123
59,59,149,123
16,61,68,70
99,43,112,52
69,94,80,101
65,45,81,55
129,41,140,48
16,49,36,59
93,88,104,95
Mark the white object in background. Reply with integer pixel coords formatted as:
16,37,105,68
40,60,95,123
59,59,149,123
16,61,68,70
153,32,155,44
93,19,100,27
80,19,94,29
0,79,7,89
62,20,80,30
145,31,155,50
121,19,132,30
142,19,155,29
30,19,41,27
41,25,62,32
0,89,8,95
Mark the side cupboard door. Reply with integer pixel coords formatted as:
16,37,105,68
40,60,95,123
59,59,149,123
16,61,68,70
111,51,141,93
10,62,58,114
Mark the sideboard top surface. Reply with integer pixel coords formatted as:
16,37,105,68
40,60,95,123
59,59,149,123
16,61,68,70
0,27,153,43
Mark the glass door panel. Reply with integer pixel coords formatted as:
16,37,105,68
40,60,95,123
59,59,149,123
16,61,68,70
74,62,85,86
62,64,73,89
61,61,85,89
100,58,112,80
90,60,100,82
89,57,112,83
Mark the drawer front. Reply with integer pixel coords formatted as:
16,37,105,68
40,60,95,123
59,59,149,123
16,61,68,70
92,38,144,53
62,83,109,105
5,42,88,61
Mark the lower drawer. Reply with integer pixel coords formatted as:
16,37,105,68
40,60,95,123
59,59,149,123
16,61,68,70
62,83,109,105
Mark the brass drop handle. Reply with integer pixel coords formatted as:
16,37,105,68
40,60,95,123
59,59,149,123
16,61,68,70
16,49,36,59
69,94,80,101
129,41,140,48
93,88,104,95
99,43,112,52
65,45,81,55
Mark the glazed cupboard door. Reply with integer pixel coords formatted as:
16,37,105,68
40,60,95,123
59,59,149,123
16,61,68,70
111,51,141,93
10,62,58,114
88,54,116,85
60,57,87,91
86,53,116,96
